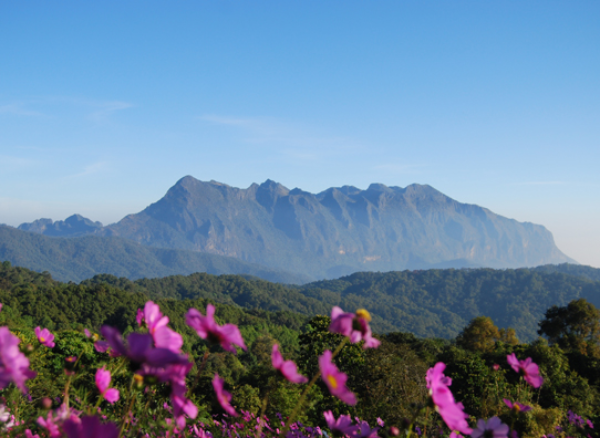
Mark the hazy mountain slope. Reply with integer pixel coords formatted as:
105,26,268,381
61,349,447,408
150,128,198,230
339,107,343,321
0,226,311,284
18,214,103,237
103,176,575,278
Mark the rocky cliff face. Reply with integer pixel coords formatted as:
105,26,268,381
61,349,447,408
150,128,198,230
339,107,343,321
100,176,575,278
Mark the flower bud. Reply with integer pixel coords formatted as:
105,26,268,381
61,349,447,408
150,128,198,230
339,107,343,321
41,397,53,409
389,427,400,436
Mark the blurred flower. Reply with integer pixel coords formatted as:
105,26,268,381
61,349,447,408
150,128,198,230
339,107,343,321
25,430,40,438
34,327,55,348
503,399,532,413
63,415,119,438
323,411,358,437
355,420,379,438
329,307,380,349
492,364,500,371
100,326,188,369
186,304,246,353
376,418,384,427
95,367,120,404
426,363,472,435
37,411,61,438
272,344,308,384
507,353,543,388
213,374,238,416
471,417,509,438
587,419,594,429
319,350,357,405
0,326,36,393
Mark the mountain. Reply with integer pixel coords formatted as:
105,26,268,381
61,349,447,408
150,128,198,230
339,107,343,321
18,214,103,237
0,225,311,284
99,176,574,278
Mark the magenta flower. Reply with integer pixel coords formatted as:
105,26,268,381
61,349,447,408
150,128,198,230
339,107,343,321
95,367,120,404
0,327,36,393
355,420,380,438
503,399,532,413
271,344,308,384
25,430,40,438
471,417,509,438
426,362,472,435
99,326,188,369
319,350,357,405
329,307,380,349
137,301,183,353
63,415,119,438
507,353,543,388
213,373,238,416
186,304,246,353
34,327,55,348
153,326,184,354
37,412,61,438
323,411,358,436
587,419,594,429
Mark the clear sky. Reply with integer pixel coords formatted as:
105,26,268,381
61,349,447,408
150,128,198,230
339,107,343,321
1,1,599,267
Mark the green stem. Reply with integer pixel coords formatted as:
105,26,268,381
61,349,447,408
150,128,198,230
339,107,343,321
255,375,278,438
119,376,137,438
187,349,210,398
281,337,349,436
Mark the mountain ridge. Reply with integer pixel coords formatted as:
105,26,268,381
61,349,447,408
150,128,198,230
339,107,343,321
16,176,576,279
102,176,575,277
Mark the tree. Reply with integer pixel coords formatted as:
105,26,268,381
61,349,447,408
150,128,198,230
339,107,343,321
538,298,600,356
456,316,518,353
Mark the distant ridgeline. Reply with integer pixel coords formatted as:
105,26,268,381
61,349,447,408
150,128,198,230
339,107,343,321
2,260,600,342
13,176,575,280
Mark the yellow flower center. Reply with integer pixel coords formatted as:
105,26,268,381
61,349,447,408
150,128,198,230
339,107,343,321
134,374,144,384
514,404,521,412
356,309,371,322
327,375,338,389
40,337,45,343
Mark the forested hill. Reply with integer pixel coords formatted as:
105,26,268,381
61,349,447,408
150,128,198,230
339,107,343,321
299,268,600,340
78,263,600,341
3,260,600,341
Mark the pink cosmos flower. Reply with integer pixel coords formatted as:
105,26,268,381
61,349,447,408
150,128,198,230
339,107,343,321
507,353,543,388
63,415,119,438
587,419,594,429
329,307,380,349
426,362,472,435
0,327,36,393
37,412,61,438
34,327,55,348
137,301,183,353
25,430,40,438
271,344,308,384
213,374,238,416
323,411,358,436
471,417,509,438
100,326,188,369
95,367,120,404
355,420,380,438
186,304,246,353
503,399,532,413
319,350,357,405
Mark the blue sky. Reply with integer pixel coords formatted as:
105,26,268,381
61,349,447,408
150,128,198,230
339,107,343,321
1,1,599,267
